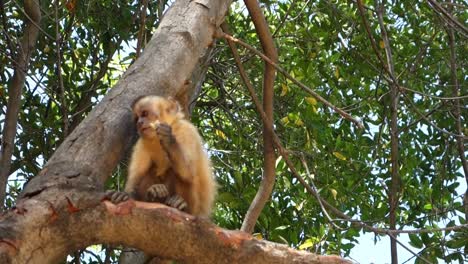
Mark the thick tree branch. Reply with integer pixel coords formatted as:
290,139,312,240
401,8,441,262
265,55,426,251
0,189,349,264
0,0,41,211
239,0,278,234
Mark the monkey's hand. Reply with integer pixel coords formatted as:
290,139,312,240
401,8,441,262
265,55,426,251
165,194,188,212
105,190,130,204
155,123,176,149
146,184,170,202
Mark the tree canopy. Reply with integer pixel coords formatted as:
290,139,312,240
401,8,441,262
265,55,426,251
0,0,466,263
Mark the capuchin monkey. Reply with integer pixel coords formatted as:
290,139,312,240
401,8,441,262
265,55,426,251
108,95,216,217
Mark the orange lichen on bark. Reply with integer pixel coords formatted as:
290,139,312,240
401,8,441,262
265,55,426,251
0,239,19,255
66,197,80,213
213,228,252,249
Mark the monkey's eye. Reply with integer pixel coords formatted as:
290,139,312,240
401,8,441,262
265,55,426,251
141,110,148,117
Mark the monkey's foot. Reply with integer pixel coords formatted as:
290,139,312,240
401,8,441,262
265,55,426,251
146,184,169,202
155,123,176,148
165,195,188,212
105,190,130,204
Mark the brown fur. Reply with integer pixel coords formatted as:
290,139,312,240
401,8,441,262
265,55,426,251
125,96,216,216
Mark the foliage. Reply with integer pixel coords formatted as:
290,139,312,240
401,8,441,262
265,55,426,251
0,0,466,263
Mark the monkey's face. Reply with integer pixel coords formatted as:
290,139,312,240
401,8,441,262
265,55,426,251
132,96,181,139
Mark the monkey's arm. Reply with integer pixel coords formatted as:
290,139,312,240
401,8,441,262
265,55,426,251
125,140,152,194
156,121,201,183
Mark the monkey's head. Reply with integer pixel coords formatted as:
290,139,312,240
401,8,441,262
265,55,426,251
132,96,184,138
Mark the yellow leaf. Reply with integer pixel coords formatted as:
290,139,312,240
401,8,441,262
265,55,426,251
253,233,263,240
280,83,289,96
294,118,304,126
280,116,290,125
379,40,385,49
215,129,227,140
299,239,314,250
305,97,317,106
333,151,347,161
330,188,338,200
334,68,340,79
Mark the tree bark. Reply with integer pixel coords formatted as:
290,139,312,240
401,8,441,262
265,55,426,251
0,190,349,264
0,0,41,211
240,0,278,234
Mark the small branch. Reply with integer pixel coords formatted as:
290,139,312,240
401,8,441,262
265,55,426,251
401,94,468,139
355,0,389,76
299,155,342,230
426,0,468,37
55,0,69,137
446,0,468,222
136,0,149,58
272,0,296,37
0,0,41,211
220,32,364,129
237,0,278,235
399,85,468,100
375,1,400,262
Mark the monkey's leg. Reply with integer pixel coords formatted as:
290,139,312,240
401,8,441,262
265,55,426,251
165,194,188,212
105,190,130,204
146,184,170,202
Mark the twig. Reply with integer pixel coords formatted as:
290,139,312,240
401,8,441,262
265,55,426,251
402,93,468,139
11,0,53,40
54,0,69,137
220,32,364,129
399,85,468,100
355,0,388,76
446,1,468,223
136,0,149,58
426,0,468,37
272,0,296,37
299,154,343,230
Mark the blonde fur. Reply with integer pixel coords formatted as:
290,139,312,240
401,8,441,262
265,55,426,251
126,96,216,216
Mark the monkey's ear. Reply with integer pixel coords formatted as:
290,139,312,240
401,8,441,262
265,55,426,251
167,96,181,114
131,95,146,111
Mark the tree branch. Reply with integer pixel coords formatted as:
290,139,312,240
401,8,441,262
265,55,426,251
238,0,278,235
221,25,432,264
54,0,69,137
220,33,364,129
0,0,41,211
0,189,349,263
375,1,400,262
136,0,149,58
446,0,468,229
